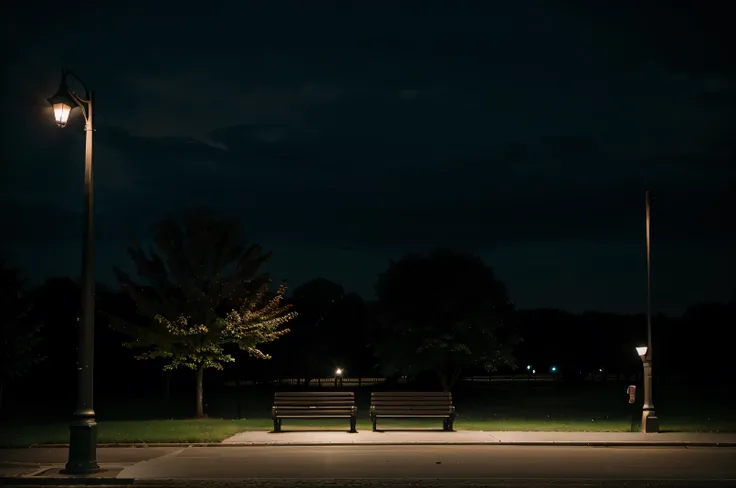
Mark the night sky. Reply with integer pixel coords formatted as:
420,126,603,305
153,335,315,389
2,2,734,315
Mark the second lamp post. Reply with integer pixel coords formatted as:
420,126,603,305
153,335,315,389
637,190,659,433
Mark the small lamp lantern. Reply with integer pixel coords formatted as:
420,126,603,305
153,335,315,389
636,346,648,358
47,73,78,128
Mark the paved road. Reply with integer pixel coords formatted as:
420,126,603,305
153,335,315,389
1,482,735,487
3,445,734,482
119,445,736,480
2,445,735,487
221,430,736,445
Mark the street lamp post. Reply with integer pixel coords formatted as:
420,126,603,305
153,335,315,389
48,69,99,474
636,346,658,432
639,190,659,433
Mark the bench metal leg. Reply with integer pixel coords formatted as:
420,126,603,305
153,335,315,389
444,417,455,431
349,416,357,433
372,418,377,432
273,419,281,433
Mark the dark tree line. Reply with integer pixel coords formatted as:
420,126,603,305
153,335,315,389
2,210,734,418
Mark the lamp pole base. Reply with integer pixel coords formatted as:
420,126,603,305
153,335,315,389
62,416,100,474
641,411,660,433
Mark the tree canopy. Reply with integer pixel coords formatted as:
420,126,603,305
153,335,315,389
110,210,296,416
373,248,519,391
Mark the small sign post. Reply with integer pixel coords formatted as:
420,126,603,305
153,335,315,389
627,385,638,431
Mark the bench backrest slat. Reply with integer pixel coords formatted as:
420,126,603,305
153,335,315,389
274,398,355,402
371,392,451,396
275,392,354,397
372,392,452,400
371,392,453,410
274,392,356,410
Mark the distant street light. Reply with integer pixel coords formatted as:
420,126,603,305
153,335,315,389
334,368,343,387
47,69,99,474
641,191,659,433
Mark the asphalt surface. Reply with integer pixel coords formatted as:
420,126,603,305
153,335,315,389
121,445,736,480
2,445,735,486
1,482,734,488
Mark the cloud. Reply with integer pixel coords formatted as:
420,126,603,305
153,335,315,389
95,127,229,167
565,2,736,77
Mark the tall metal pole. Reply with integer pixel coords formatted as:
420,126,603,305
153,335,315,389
63,91,100,474
645,191,653,363
642,190,659,433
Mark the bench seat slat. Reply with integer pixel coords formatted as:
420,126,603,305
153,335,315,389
274,407,355,410
373,408,453,412
275,393,354,398
373,411,453,416
373,414,452,418
373,405,452,408
274,402,356,406
275,411,355,416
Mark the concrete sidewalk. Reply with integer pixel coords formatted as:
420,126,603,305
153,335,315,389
222,430,736,446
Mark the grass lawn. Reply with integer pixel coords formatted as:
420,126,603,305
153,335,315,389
2,414,734,447
2,383,732,446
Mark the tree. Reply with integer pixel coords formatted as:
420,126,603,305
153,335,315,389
0,259,45,411
110,210,296,417
373,248,519,391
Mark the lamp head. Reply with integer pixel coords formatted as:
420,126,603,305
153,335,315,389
335,368,342,376
636,346,648,358
47,72,77,128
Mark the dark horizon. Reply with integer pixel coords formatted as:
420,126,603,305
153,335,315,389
3,2,734,316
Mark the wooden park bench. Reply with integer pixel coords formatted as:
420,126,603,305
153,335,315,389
271,391,357,433
370,391,456,431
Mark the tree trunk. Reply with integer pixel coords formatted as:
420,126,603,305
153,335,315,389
436,370,450,392
195,366,205,418
436,367,462,392
450,367,462,390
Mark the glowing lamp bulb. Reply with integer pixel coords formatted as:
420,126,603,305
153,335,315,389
335,368,342,376
51,102,73,128
636,346,648,357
